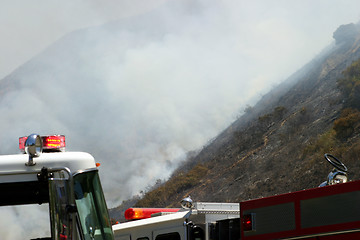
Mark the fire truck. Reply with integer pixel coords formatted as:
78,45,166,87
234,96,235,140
2,134,359,240
113,199,240,240
0,134,115,240
112,154,360,240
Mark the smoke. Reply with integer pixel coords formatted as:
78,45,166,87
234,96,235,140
0,0,168,80
0,205,50,239
1,0,360,238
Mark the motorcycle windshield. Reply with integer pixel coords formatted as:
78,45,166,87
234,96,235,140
74,170,114,240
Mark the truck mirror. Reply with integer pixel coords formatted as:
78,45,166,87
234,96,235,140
25,134,43,166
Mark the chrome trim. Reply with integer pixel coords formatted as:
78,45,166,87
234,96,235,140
72,167,98,177
280,228,360,240
47,167,78,240
0,168,98,177
25,134,43,166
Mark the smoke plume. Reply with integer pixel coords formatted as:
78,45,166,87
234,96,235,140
1,0,360,238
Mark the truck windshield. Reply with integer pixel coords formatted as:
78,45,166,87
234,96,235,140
74,170,114,240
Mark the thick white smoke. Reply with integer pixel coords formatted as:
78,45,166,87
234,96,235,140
0,205,50,239
1,0,360,239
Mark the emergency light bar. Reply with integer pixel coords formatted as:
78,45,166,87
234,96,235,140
124,208,180,221
19,135,66,153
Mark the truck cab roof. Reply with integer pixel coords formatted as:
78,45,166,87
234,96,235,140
0,151,97,206
0,151,96,183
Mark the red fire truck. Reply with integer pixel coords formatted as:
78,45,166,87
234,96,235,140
240,155,359,239
113,154,360,240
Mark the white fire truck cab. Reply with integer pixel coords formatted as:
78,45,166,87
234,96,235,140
0,134,114,240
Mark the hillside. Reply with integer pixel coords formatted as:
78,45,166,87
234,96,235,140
109,23,360,222
0,2,298,207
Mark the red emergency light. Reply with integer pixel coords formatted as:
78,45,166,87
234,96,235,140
242,213,256,232
19,135,66,153
124,208,180,221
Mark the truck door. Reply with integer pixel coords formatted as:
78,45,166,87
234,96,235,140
188,225,205,240
48,172,74,240
153,226,184,240
116,234,131,240
213,218,240,240
155,232,181,240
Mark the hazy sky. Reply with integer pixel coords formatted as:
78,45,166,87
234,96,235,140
0,0,168,80
1,0,360,239
0,0,359,80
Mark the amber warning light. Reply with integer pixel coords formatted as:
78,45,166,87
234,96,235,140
124,208,180,220
19,135,66,153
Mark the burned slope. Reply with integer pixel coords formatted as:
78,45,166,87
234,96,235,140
110,23,360,218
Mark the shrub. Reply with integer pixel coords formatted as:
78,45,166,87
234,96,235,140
337,59,360,109
333,108,360,140
302,130,337,158
273,106,287,119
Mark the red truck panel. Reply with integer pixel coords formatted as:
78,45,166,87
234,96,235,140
240,180,360,240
